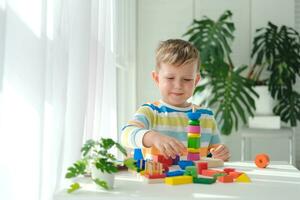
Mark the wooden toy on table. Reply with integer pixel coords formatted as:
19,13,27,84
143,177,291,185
186,106,201,161
255,153,270,168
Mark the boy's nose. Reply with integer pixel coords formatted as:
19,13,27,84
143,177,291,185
174,80,183,89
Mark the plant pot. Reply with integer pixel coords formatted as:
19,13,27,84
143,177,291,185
91,165,115,189
253,86,277,116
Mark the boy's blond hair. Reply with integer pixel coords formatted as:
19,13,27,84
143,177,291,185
155,39,200,71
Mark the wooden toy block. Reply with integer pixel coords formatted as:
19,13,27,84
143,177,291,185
187,125,201,133
187,112,201,120
166,170,185,177
145,161,163,175
141,176,165,184
196,161,208,174
187,148,200,153
178,160,194,170
187,152,200,161
136,159,145,169
188,137,200,148
165,176,193,185
236,173,251,183
134,148,144,160
229,171,243,179
184,166,198,178
188,133,200,138
213,172,227,179
162,163,169,173
188,120,200,126
193,176,216,184
255,153,270,168
200,157,224,168
152,155,173,166
172,155,180,165
201,169,224,177
223,168,235,174
218,175,234,183
144,173,166,179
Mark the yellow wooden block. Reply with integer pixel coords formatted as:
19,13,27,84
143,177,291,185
188,148,200,153
188,133,201,138
165,176,193,185
236,173,251,183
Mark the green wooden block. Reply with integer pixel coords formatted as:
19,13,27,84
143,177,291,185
213,173,227,179
184,166,198,178
188,120,200,126
193,177,216,184
188,137,200,148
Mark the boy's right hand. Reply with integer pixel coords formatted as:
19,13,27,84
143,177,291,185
143,131,186,159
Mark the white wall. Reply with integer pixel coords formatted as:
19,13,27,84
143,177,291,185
135,0,299,167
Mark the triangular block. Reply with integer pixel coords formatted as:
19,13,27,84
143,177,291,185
236,173,251,183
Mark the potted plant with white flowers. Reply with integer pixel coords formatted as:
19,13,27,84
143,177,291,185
65,138,135,193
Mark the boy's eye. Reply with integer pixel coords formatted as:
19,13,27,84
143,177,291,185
167,77,174,80
184,79,193,81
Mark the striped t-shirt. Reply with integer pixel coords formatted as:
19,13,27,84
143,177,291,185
121,100,221,156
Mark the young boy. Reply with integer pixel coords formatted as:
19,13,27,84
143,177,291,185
121,39,230,161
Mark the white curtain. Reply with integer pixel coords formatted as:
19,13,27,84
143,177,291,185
0,0,117,200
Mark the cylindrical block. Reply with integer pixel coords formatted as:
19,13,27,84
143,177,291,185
187,152,200,161
187,125,201,133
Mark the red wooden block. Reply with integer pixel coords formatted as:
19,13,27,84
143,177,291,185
144,173,166,179
223,168,235,175
152,155,173,166
162,163,169,173
197,162,208,174
229,171,243,179
201,169,224,177
218,175,234,183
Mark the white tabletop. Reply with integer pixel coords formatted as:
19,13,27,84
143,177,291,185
54,161,300,200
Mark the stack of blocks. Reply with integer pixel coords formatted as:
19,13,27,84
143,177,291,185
186,111,201,161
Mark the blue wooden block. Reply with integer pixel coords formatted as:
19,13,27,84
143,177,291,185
166,170,185,177
187,112,201,120
178,160,194,170
136,159,145,169
133,148,144,160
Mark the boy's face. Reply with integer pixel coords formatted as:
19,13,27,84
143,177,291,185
152,62,200,107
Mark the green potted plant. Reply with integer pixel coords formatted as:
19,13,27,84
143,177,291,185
248,22,300,127
65,138,135,193
184,10,258,135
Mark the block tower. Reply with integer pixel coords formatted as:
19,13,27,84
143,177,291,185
186,106,201,161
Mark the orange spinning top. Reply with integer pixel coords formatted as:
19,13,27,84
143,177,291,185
255,153,270,168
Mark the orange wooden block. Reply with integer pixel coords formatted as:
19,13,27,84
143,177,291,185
142,146,161,156
229,171,243,179
255,153,270,168
223,168,235,175
201,169,224,177
218,175,234,183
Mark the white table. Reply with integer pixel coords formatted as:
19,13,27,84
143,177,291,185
240,127,295,164
54,161,300,200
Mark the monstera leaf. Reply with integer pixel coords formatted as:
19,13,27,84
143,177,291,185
185,10,258,135
250,22,300,126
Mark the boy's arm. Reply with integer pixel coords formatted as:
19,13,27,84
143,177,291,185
121,105,154,148
121,105,186,158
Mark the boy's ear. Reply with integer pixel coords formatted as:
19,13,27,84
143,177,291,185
152,70,159,86
195,73,201,86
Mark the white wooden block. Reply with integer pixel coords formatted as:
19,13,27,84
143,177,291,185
198,157,224,168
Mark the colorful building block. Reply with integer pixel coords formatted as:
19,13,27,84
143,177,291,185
187,125,201,133
229,171,243,179
255,153,270,168
165,176,193,185
166,170,185,177
201,169,224,177
172,155,180,165
152,155,173,166
184,166,198,178
134,148,144,160
187,152,200,161
223,168,235,175
144,173,166,179
218,175,234,183
200,157,224,168
178,160,194,170
188,120,200,126
187,112,201,120
193,176,216,184
188,137,200,148
196,161,208,174
236,173,251,183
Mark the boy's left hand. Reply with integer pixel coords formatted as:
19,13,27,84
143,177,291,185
210,144,230,161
